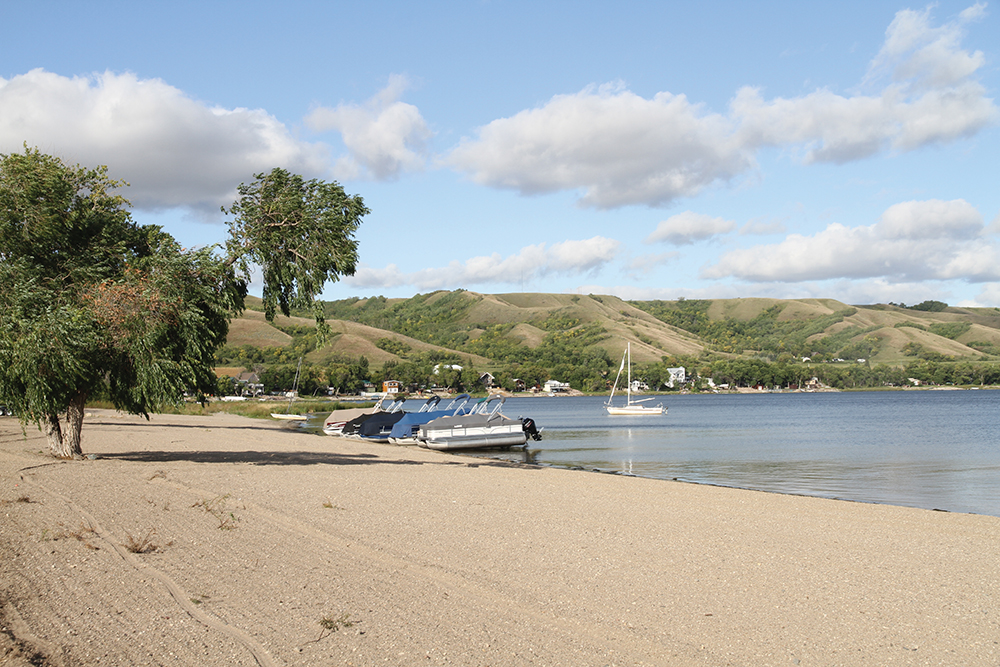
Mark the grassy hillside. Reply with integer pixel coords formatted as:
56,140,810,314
231,291,1000,367
630,297,1000,363
218,292,1000,393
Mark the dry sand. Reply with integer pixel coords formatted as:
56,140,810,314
1,410,998,666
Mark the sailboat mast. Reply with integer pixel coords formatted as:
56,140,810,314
626,342,632,406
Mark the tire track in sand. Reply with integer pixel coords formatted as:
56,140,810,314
17,468,278,667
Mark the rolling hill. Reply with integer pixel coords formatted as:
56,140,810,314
225,291,1000,369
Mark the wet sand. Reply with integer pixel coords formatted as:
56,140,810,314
2,409,998,666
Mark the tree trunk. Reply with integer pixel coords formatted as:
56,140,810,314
64,393,86,457
43,412,66,458
45,392,87,459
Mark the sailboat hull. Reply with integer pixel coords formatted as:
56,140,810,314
606,404,666,415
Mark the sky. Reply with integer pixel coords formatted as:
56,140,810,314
2,1,998,307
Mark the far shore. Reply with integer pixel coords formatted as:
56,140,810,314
2,409,998,666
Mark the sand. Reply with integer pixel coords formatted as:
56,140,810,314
1,409,998,666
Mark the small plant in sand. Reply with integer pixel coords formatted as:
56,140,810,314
322,501,345,510
192,493,240,530
123,528,159,554
318,613,354,638
41,521,100,550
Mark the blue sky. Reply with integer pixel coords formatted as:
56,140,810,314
2,1,998,306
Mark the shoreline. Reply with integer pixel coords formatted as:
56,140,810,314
3,410,999,666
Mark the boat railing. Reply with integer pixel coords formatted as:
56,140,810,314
416,396,441,413
444,393,472,414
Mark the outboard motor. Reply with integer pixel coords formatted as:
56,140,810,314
521,417,542,441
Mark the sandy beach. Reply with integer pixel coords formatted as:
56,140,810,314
1,410,998,666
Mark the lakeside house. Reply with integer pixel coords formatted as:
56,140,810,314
236,372,263,397
382,380,401,394
543,380,572,394
629,379,650,392
666,367,686,388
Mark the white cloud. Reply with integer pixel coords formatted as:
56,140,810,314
448,83,751,209
646,211,737,245
864,3,986,91
987,211,1000,235
735,4,995,162
730,80,995,164
547,236,622,272
703,199,998,283
0,69,328,213
971,283,1000,307
448,5,996,207
305,75,431,180
878,198,982,239
347,236,620,290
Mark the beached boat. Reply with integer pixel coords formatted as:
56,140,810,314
387,394,473,445
323,394,394,435
353,396,443,442
606,343,665,415
418,395,541,450
340,396,407,437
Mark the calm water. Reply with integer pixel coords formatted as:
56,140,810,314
488,391,1000,517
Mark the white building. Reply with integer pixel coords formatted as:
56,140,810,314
665,367,686,388
543,380,571,394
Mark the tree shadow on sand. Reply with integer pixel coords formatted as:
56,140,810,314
97,449,531,468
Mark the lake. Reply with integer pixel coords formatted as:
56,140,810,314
486,390,1000,517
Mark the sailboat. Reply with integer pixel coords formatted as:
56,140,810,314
271,357,309,420
605,342,665,415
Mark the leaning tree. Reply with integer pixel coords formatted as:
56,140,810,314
0,147,367,458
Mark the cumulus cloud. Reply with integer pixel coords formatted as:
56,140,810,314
734,3,994,162
347,236,621,290
864,3,987,91
987,211,1000,235
448,83,750,209
448,5,996,208
877,199,982,239
703,199,998,283
646,211,737,245
972,283,1000,306
0,69,328,212
305,74,431,180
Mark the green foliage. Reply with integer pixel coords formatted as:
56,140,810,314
901,342,953,362
375,338,412,357
1,149,363,457
928,322,971,340
909,300,948,312
223,168,368,339
966,340,1000,356
0,148,244,456
465,324,523,361
535,314,581,331
317,291,477,349
632,299,860,358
